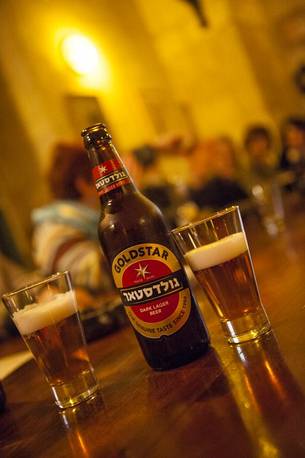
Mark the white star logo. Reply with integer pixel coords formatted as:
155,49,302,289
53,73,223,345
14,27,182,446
135,263,150,279
98,165,107,174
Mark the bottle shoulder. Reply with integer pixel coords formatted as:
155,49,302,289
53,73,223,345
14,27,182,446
100,192,164,226
98,192,174,256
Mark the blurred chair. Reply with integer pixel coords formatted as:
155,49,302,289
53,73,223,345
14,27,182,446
0,252,41,338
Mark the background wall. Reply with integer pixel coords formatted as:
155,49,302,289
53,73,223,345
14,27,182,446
230,0,304,124
0,0,304,260
136,0,274,141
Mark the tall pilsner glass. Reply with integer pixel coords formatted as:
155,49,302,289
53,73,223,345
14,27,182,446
171,206,271,344
2,271,99,408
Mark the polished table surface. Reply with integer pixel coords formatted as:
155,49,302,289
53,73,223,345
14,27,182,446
1,197,305,458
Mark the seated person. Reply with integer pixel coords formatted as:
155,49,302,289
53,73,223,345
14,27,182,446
279,117,305,191
190,137,248,210
243,125,277,183
32,143,114,296
132,144,179,227
279,117,305,171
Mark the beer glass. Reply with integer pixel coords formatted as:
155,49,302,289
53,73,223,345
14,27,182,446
2,271,99,408
171,206,271,344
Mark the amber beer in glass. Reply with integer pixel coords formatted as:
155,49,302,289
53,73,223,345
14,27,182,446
2,272,98,408
171,206,271,343
81,123,210,370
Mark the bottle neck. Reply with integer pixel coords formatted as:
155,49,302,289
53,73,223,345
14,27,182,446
87,141,137,205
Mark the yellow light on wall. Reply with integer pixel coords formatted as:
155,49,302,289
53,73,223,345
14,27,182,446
61,34,100,75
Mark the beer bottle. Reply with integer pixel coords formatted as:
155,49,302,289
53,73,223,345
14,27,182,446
81,124,210,370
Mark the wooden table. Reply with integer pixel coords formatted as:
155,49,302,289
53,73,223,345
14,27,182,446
1,196,305,457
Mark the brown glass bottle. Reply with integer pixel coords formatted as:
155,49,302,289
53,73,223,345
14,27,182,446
82,123,210,370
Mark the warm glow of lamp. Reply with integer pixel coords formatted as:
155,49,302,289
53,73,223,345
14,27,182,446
61,34,100,75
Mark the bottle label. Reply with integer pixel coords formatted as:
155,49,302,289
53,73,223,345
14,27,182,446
92,159,131,196
112,243,191,339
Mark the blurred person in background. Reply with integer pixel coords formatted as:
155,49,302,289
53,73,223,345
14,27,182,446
189,137,248,211
279,117,305,192
243,125,277,184
132,144,180,227
31,143,114,299
244,125,285,235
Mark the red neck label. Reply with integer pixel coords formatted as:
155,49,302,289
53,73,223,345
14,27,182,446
92,159,131,196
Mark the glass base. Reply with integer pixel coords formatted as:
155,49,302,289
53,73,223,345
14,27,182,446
51,368,99,409
221,312,271,344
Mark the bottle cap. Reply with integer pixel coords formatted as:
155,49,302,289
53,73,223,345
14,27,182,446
81,123,112,148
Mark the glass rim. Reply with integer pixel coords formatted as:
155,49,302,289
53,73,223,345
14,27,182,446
2,271,70,300
171,205,240,235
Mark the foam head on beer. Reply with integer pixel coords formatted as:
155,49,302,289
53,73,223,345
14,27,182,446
185,232,247,271
13,291,77,335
